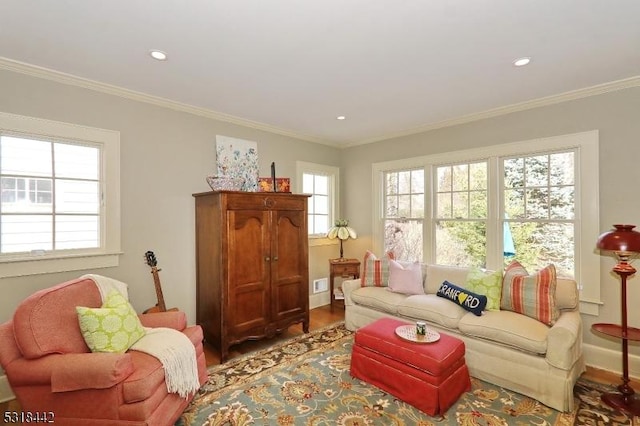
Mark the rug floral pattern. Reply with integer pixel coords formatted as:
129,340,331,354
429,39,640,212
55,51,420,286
177,323,636,426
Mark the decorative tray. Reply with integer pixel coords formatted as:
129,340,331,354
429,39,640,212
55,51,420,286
395,325,440,343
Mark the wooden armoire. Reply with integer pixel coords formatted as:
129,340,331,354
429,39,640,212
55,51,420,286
193,190,310,362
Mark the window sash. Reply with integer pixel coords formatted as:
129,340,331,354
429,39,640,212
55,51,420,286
304,173,330,236
0,136,102,255
296,161,340,241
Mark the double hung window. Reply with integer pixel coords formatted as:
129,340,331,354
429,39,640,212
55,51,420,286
383,169,424,261
297,161,339,239
0,112,120,277
435,161,488,268
373,131,600,312
502,151,576,277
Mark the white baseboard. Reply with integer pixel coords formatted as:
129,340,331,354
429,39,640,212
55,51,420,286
309,292,330,310
0,374,15,403
583,343,640,379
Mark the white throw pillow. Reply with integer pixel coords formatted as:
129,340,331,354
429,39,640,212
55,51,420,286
387,260,424,295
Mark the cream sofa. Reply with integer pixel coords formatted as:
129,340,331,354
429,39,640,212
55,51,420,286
343,264,585,412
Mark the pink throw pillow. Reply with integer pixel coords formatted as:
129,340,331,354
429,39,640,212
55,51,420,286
387,260,424,295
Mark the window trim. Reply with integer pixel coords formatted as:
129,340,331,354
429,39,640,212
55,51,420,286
0,112,121,277
373,130,600,315
296,161,339,247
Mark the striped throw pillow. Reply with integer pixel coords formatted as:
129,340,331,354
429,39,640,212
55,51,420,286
361,251,395,287
500,261,559,326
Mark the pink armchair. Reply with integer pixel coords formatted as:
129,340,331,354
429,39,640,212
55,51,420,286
0,276,207,426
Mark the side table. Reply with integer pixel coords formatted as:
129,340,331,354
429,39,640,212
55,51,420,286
329,258,360,310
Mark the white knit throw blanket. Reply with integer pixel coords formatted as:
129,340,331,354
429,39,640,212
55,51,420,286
81,273,129,302
82,274,200,398
129,327,200,398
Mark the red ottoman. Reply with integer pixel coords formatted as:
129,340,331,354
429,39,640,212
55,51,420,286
350,317,471,416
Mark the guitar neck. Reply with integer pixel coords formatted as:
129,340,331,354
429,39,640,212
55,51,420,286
150,267,167,312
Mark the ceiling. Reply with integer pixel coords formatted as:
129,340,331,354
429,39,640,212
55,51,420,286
1,1,639,147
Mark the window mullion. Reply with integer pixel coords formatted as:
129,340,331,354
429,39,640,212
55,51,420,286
486,156,501,271
50,141,57,251
425,165,434,263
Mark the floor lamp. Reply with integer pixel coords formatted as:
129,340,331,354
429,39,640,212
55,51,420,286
593,224,640,416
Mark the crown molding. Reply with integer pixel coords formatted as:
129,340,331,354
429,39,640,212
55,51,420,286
1,57,637,150
345,75,640,148
0,57,336,147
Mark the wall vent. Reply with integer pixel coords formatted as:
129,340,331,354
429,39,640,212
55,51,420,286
313,278,328,294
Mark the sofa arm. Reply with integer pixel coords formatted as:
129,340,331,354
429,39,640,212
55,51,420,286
342,279,361,306
546,309,583,370
139,311,187,330
51,353,134,392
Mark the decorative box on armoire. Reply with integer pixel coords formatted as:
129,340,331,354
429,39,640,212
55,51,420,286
193,190,310,362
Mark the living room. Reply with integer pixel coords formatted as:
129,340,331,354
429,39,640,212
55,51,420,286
1,1,640,422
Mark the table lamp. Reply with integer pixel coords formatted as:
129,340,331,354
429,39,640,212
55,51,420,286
327,219,357,260
593,224,640,416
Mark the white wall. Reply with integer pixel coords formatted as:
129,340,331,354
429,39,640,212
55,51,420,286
340,86,640,376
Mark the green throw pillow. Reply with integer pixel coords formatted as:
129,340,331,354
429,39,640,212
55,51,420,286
76,290,146,353
465,268,503,311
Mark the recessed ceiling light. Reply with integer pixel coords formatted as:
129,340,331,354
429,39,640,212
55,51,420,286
513,57,531,67
149,50,168,61
336,115,346,120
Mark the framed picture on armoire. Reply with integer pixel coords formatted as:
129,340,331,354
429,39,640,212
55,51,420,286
215,135,259,192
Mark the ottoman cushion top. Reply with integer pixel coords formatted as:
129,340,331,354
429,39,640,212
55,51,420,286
354,317,465,377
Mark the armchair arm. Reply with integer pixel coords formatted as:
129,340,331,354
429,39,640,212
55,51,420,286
0,321,21,369
51,352,134,392
546,309,583,370
138,311,186,330
5,352,133,392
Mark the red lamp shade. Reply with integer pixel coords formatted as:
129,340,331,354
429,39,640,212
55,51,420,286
596,224,640,254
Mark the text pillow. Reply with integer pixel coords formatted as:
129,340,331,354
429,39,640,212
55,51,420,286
436,280,487,316
361,250,395,287
465,268,503,311
76,290,146,353
387,260,424,295
501,261,559,326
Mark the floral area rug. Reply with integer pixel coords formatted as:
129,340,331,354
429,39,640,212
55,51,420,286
177,323,637,425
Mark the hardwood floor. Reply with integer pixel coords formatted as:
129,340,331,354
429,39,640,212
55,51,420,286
1,304,637,414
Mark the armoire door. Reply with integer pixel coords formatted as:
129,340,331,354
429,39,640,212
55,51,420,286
270,208,309,325
227,209,270,336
